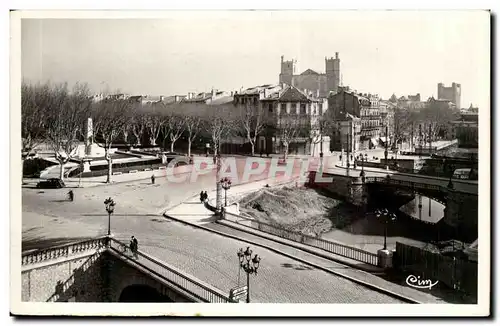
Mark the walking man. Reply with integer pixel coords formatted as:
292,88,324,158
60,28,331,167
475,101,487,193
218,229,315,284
151,174,155,185
200,191,204,203
130,236,139,258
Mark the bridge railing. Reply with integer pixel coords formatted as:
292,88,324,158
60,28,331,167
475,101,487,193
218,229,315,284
108,238,234,303
22,236,108,266
224,212,379,266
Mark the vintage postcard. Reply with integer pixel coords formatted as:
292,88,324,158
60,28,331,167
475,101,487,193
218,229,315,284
10,9,490,317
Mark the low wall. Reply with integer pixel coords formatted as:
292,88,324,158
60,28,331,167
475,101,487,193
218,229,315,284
307,171,365,206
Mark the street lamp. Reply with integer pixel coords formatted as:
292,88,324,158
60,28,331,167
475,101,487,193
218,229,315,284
384,125,389,169
220,177,232,207
359,153,368,177
104,197,116,236
375,208,396,250
237,246,261,303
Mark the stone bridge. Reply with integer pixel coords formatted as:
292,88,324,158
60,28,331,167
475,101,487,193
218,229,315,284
21,236,233,303
307,169,478,237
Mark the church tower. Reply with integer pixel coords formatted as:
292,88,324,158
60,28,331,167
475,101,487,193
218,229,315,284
279,55,296,86
326,52,340,94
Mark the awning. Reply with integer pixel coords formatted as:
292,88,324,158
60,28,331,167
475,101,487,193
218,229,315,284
379,137,391,143
370,138,378,146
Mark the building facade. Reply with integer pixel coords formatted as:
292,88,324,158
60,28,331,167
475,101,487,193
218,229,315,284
233,84,330,156
279,53,340,98
438,82,461,109
328,87,381,151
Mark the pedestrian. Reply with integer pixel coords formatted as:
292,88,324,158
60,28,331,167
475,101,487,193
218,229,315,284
151,174,155,184
200,191,204,203
204,191,208,202
131,236,139,258
129,236,136,254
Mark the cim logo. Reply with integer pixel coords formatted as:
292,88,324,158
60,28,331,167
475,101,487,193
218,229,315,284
405,274,439,290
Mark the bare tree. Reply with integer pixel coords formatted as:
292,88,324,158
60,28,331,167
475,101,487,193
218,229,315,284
184,105,203,157
238,102,265,156
21,81,50,175
418,100,460,142
203,105,235,157
121,123,131,146
92,98,132,183
161,104,186,153
392,105,418,148
45,83,91,181
309,113,334,156
144,103,164,146
277,111,303,160
131,112,146,146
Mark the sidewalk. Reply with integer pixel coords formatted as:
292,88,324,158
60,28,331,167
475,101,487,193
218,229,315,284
165,175,303,225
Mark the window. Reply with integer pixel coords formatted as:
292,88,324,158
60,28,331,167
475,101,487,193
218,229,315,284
268,103,273,113
291,103,297,112
301,104,306,114
319,103,323,115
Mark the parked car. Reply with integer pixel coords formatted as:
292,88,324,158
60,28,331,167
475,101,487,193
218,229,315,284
36,178,66,189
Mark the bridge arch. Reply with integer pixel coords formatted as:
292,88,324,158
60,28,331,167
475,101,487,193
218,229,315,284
119,284,174,302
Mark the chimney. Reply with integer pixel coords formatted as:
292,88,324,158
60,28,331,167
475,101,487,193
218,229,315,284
335,52,339,59
160,96,164,102
316,90,320,98
212,89,216,97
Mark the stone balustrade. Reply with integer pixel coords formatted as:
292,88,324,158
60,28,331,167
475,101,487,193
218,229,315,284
22,237,108,266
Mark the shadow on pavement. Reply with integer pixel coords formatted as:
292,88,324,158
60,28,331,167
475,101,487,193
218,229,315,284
280,263,315,271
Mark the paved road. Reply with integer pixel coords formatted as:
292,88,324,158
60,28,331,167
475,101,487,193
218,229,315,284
21,156,407,303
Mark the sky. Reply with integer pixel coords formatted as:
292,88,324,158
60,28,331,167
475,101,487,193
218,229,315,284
20,11,490,109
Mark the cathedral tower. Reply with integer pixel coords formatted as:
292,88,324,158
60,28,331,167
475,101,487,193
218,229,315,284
279,55,296,86
325,52,340,94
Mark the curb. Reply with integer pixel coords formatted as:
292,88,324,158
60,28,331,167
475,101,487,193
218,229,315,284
216,219,381,273
162,212,421,304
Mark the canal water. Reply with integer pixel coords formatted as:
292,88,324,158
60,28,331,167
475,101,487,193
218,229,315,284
398,194,445,224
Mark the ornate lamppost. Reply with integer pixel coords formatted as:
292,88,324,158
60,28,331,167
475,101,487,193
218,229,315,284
375,208,396,250
215,154,222,213
360,153,368,177
237,246,261,303
104,197,116,236
384,125,389,169
220,177,232,207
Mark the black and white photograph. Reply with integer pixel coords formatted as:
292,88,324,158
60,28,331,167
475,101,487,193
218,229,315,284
9,8,490,317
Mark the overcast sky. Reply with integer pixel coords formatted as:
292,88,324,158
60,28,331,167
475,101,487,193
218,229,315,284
21,11,490,109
